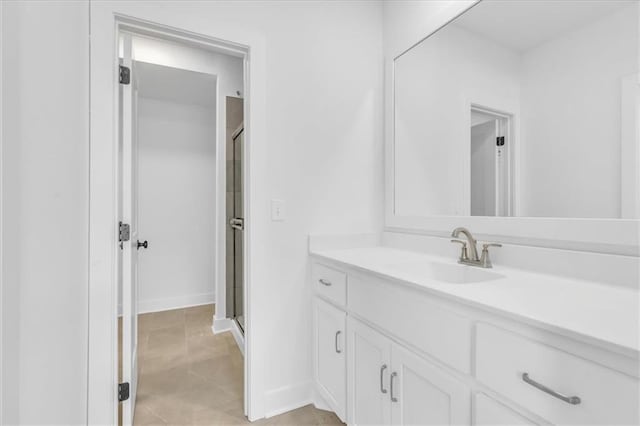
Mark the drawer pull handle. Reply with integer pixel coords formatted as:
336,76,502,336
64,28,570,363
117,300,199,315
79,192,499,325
380,364,388,394
335,331,342,353
390,372,398,402
522,373,581,405
319,279,332,286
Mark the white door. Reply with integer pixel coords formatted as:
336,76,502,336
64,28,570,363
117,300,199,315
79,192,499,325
315,298,347,421
390,344,470,425
120,32,139,426
347,318,392,426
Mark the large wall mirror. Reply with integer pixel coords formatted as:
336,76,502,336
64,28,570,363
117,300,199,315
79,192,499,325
393,0,639,221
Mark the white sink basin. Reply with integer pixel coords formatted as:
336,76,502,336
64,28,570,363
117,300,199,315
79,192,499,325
387,261,504,284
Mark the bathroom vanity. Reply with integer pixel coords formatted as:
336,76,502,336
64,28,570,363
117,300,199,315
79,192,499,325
310,239,639,425
310,1,640,424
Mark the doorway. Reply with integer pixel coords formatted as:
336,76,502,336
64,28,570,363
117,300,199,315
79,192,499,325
117,29,248,425
470,106,512,217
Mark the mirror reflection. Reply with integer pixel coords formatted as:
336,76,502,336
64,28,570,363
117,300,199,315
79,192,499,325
394,0,639,218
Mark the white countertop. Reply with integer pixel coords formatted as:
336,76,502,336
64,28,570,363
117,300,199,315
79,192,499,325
311,246,640,358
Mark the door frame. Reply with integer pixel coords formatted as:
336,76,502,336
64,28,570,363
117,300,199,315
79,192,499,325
469,105,514,217
469,102,520,217
88,14,261,424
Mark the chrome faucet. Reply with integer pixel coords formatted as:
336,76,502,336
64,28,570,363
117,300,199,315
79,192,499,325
451,227,479,261
450,227,501,268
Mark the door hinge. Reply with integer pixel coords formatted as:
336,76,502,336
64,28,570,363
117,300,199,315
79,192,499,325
118,382,130,402
119,65,130,85
119,221,130,249
496,136,505,146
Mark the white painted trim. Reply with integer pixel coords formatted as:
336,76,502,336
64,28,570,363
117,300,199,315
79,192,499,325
311,386,332,413
468,102,516,218
230,320,245,356
139,293,214,315
212,317,233,333
621,72,640,219
384,2,640,256
384,218,639,256
211,319,244,356
89,10,266,424
263,382,313,419
118,293,215,316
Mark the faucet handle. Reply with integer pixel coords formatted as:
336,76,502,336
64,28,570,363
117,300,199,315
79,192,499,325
481,242,502,250
451,239,468,261
480,242,502,268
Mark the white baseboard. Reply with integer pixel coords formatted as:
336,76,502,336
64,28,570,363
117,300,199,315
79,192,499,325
119,292,215,316
264,382,312,419
211,318,245,356
230,320,245,356
212,317,233,333
311,385,331,412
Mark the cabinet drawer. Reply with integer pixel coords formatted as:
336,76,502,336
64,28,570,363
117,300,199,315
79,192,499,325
312,263,347,306
474,393,536,425
349,274,472,374
475,323,639,425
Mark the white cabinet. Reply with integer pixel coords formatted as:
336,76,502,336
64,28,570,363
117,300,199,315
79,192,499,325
391,344,470,425
475,323,640,425
473,393,536,426
348,273,472,374
311,259,639,426
312,262,347,307
348,317,470,426
315,298,347,421
348,317,392,425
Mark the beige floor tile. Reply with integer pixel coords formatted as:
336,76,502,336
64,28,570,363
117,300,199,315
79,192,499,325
185,308,215,334
136,392,194,425
134,404,167,425
145,325,188,360
131,304,343,426
147,308,186,331
187,334,231,361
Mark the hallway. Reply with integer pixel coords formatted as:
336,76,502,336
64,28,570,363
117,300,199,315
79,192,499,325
133,305,343,425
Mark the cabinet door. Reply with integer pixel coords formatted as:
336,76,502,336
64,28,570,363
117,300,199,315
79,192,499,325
315,298,347,421
391,344,470,425
474,393,537,426
348,318,392,425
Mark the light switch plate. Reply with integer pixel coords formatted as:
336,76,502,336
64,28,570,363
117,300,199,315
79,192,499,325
271,199,285,221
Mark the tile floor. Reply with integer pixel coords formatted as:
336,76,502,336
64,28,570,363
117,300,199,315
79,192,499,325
130,304,343,425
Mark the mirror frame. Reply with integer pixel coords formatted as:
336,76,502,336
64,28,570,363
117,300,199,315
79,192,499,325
384,1,639,256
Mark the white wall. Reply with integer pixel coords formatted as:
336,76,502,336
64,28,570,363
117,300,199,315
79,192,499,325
1,1,384,423
0,3,20,423
138,96,217,312
520,4,638,218
0,1,89,424
132,36,244,319
93,2,384,421
382,0,476,59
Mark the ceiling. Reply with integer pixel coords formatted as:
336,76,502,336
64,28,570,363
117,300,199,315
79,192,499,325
453,0,634,52
134,61,217,108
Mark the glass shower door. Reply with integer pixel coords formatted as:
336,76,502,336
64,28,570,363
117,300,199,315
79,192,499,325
232,124,244,332
226,96,244,333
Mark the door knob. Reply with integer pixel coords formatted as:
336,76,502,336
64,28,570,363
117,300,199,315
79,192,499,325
137,240,148,250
